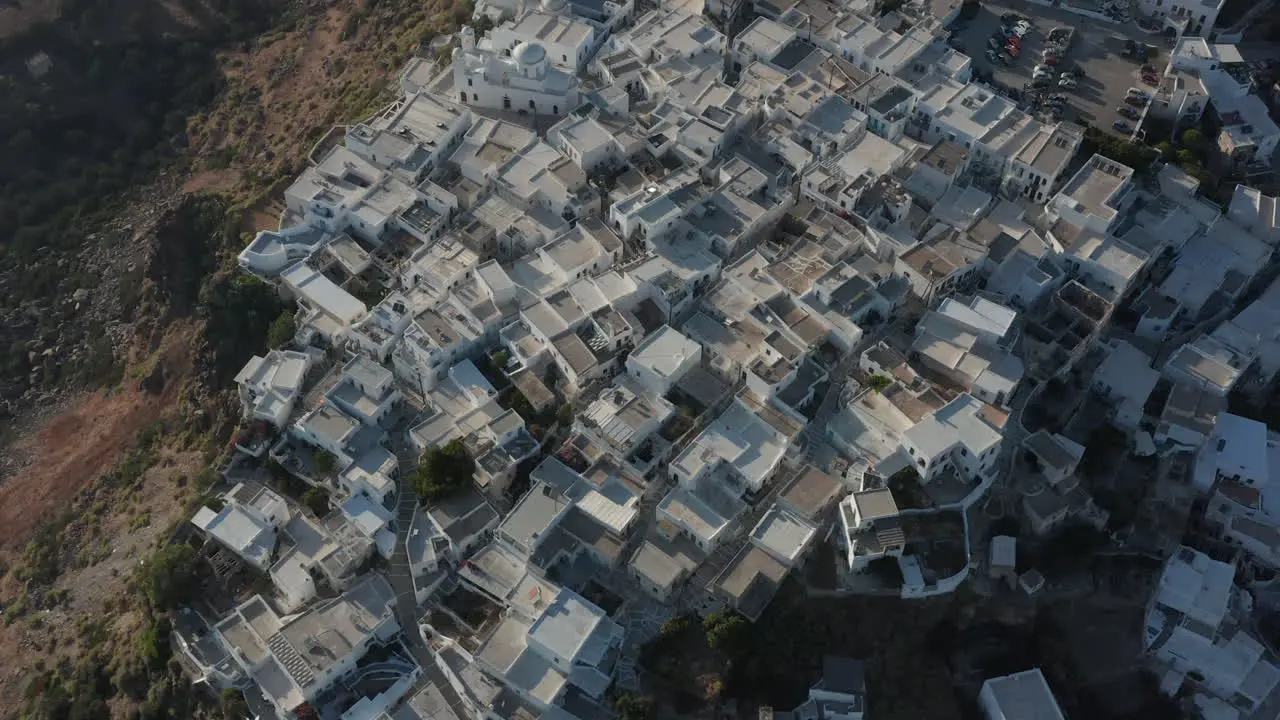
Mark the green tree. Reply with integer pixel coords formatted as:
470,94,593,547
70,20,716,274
415,438,476,501
314,450,337,477
220,688,250,720
473,14,495,36
138,545,200,611
866,375,892,393
266,311,296,349
703,610,750,657
1181,128,1206,153
556,403,574,426
612,692,654,720
301,487,330,517
1155,141,1176,161
139,616,172,669
491,350,509,371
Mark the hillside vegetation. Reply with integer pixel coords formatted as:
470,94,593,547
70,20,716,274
0,0,471,715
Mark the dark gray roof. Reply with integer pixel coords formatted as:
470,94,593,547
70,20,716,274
819,655,866,696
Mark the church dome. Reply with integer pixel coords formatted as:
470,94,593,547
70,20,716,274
512,41,546,66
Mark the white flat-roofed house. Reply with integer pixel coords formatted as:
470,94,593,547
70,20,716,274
979,668,1065,720
235,350,314,428
526,588,623,698
1146,546,1280,710
616,10,725,65
1053,224,1148,303
491,12,597,73
911,297,1024,407
608,171,701,244
326,355,402,428
1006,123,1083,204
291,402,364,466
339,493,397,559
347,293,415,363
393,302,487,395
283,146,384,233
192,482,291,571
892,226,988,305
1142,0,1224,39
624,246,722,320
749,503,819,568
453,33,579,117
547,115,623,173
1050,153,1135,235
837,488,904,572
1228,184,1280,246
901,393,1005,485
345,91,472,183
1164,335,1248,397
1194,412,1272,492
281,262,369,340
214,574,399,719
494,142,599,223
1160,217,1272,317
577,379,674,464
1155,381,1227,451
626,325,700,398
669,397,790,494
1092,340,1160,430
338,444,400,505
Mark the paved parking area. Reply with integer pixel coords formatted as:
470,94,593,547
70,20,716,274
952,1,1173,136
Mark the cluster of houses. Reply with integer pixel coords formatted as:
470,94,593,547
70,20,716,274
166,0,1280,716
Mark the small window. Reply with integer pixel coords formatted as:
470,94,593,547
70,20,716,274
960,448,967,456
563,54,568,61
473,93,478,101
468,78,473,87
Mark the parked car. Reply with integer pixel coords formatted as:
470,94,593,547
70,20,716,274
1059,76,1077,88
1126,87,1150,100
1006,34,1022,46
1043,56,1059,66
1142,74,1159,86
1117,106,1139,119
1113,120,1133,132
1006,45,1021,57
1125,94,1149,106
1029,77,1050,88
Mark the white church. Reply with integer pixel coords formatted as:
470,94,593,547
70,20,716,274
453,27,580,116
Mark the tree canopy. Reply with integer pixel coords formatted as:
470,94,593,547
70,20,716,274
703,610,750,657
266,311,296,349
415,438,476,501
138,544,200,611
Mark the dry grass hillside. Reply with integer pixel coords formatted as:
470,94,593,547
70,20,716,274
0,0,472,715
185,0,464,203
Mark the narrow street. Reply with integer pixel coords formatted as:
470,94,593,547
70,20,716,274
385,410,471,718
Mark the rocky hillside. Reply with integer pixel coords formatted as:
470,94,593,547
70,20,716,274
0,0,468,713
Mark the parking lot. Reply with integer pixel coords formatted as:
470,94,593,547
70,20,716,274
952,1,1172,136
